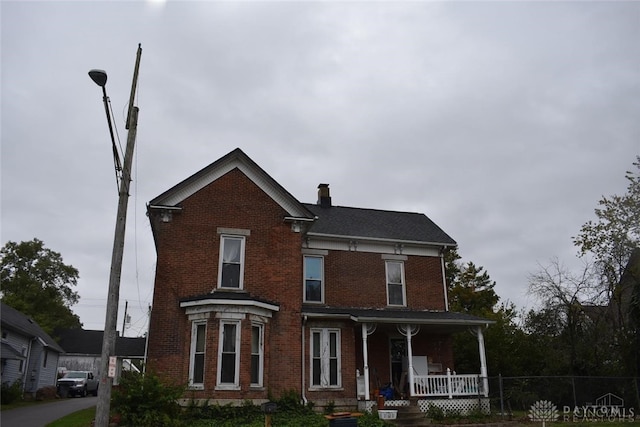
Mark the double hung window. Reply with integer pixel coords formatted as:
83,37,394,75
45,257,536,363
250,324,264,387
386,261,406,306
189,322,206,388
217,321,240,388
310,328,341,388
304,256,324,303
218,236,245,289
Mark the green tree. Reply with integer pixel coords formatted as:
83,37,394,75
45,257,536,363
449,261,499,317
446,250,528,376
0,238,81,334
572,156,640,377
573,155,640,299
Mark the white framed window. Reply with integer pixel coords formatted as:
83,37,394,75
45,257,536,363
386,261,406,306
217,320,240,388
189,321,207,388
250,323,264,387
218,235,245,289
304,256,324,303
310,328,341,388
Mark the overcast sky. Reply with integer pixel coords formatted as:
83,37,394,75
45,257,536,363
2,1,638,337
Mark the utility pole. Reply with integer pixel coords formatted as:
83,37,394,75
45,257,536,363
90,44,142,427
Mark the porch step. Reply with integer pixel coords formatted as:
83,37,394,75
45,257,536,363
384,405,430,427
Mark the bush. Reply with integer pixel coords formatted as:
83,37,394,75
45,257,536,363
112,371,185,427
36,386,58,400
1,380,22,404
425,403,445,421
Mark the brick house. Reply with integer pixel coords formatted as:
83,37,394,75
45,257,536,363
146,148,492,412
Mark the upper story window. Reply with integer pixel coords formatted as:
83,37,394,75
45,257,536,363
304,256,324,303
218,235,245,289
386,260,406,306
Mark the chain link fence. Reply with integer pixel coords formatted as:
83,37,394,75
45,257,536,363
487,376,640,415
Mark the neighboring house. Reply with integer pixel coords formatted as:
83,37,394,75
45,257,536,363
146,148,492,413
1,302,64,396
56,329,146,383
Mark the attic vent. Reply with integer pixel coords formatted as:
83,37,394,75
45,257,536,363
317,183,331,208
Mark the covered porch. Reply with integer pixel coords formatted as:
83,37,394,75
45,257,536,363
304,306,492,412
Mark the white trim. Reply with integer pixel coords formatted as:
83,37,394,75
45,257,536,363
250,323,264,387
382,254,408,261
303,255,324,304
305,236,442,257
217,227,250,236
306,232,454,249
216,320,241,390
301,248,329,256
154,154,311,218
188,321,206,389
181,298,279,316
217,235,246,290
385,260,407,307
309,328,341,389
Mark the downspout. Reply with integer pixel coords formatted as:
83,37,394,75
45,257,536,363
440,249,449,311
301,315,308,405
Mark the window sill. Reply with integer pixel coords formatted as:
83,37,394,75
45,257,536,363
250,385,265,391
215,385,241,391
308,387,344,392
188,385,204,391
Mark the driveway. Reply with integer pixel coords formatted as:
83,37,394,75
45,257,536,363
1,396,97,427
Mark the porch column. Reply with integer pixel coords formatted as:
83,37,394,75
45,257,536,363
361,323,376,401
406,325,415,397
476,326,489,397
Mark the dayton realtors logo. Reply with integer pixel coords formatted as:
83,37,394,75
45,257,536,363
563,393,635,423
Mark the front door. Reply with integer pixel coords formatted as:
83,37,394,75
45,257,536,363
390,338,407,395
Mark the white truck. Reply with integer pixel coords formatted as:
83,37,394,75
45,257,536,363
57,371,99,397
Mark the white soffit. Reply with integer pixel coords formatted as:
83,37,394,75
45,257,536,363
155,155,310,218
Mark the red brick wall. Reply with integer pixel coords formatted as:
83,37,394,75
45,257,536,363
147,169,304,399
323,251,445,310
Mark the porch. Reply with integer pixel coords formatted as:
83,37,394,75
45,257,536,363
358,368,487,399
356,322,490,402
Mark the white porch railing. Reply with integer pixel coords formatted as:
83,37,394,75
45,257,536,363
413,368,482,398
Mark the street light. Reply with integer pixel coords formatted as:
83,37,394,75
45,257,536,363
88,69,122,181
89,44,142,427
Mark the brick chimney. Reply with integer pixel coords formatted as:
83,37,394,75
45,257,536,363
317,183,331,208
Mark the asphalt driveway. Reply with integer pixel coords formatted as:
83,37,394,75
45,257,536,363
1,396,97,427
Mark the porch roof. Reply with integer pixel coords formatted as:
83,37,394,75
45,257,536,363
302,306,493,332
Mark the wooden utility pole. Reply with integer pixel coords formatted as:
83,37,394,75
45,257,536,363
94,44,142,427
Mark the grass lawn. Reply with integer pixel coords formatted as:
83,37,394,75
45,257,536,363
45,407,96,427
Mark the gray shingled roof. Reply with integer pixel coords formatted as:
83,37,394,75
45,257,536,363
303,204,456,246
1,302,64,353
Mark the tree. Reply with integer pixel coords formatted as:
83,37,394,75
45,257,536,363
573,156,640,299
448,261,499,317
527,257,612,375
1,238,81,334
446,250,528,376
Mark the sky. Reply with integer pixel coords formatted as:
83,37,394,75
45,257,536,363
1,1,638,337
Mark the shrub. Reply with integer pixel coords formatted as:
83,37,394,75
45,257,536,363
36,386,58,400
1,380,22,404
112,371,185,427
425,403,445,421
